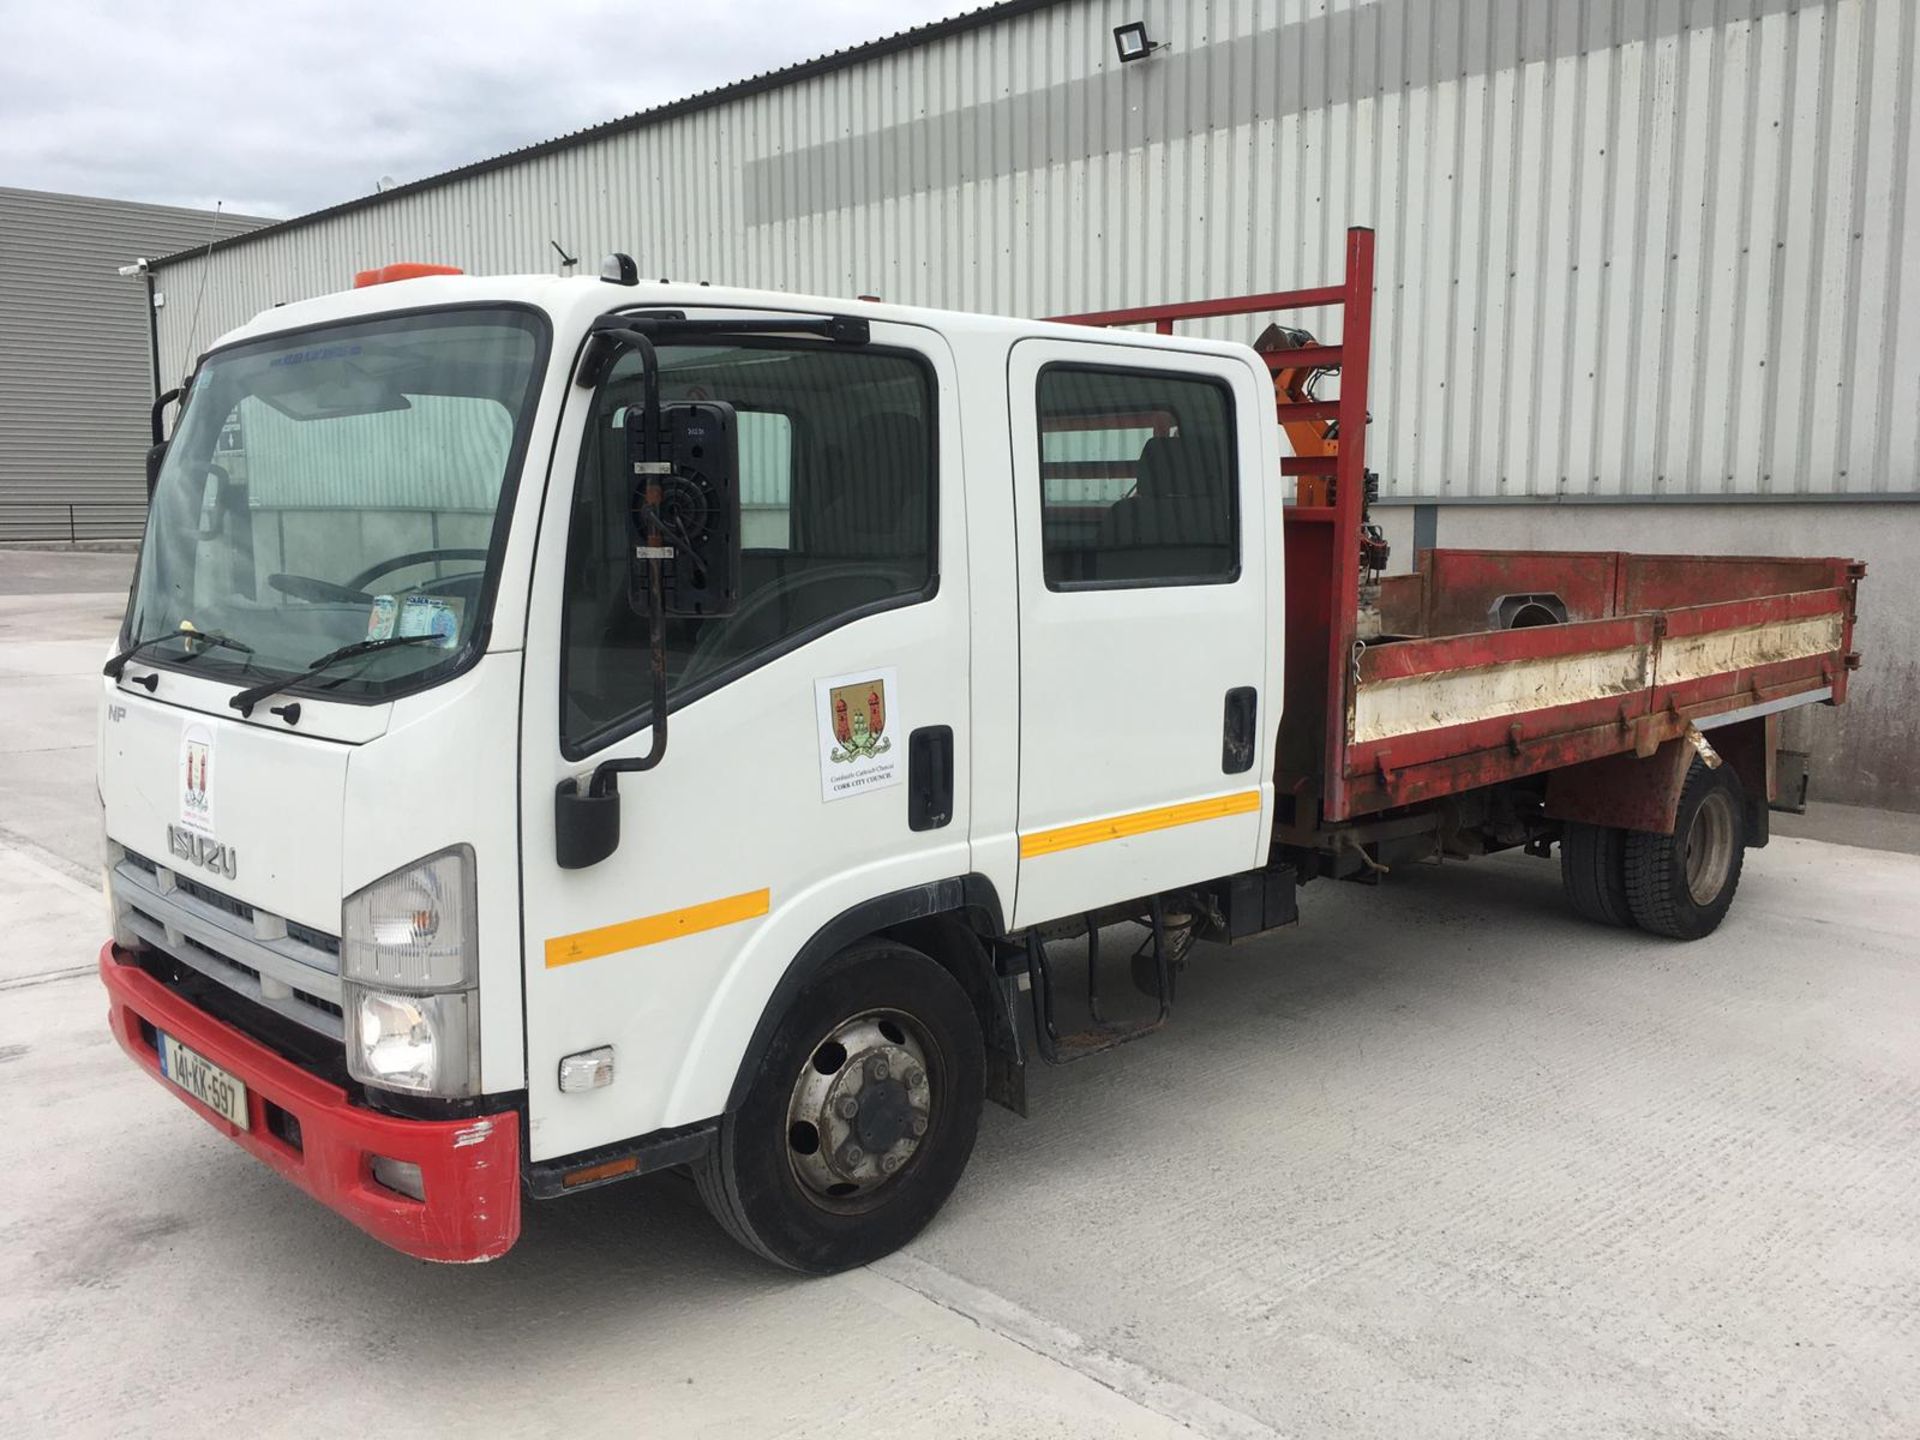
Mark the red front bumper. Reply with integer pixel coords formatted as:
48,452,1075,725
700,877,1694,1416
100,942,521,1263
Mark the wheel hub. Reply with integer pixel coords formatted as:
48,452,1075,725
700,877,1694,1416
853,1072,916,1151
1685,789,1736,905
786,1013,932,1204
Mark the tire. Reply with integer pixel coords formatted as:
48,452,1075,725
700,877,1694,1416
1560,822,1633,927
694,939,984,1273
1623,759,1747,940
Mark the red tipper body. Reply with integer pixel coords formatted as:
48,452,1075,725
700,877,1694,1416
99,943,520,1263
1051,228,1863,833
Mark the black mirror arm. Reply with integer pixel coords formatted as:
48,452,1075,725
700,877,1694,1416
586,587,668,797
585,328,669,799
146,386,186,500
150,386,183,446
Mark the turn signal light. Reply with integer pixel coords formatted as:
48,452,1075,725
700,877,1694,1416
558,1046,615,1093
353,262,463,288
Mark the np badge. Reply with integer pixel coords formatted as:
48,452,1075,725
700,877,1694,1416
814,667,902,802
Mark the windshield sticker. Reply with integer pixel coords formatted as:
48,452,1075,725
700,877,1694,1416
179,722,215,837
270,343,363,368
365,595,398,641
815,667,901,802
398,595,464,648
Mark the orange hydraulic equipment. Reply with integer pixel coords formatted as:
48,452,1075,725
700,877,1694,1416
1254,322,1390,577
1255,323,1342,507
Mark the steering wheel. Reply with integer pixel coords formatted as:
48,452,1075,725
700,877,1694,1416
348,548,490,592
267,548,493,606
679,563,923,686
267,572,375,604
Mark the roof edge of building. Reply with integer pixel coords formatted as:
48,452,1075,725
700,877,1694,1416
149,0,1066,272
0,184,275,230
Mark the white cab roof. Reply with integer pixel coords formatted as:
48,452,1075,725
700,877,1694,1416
205,271,1262,365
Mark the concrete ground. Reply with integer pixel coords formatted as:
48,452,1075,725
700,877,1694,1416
3,550,1916,1438
0,550,132,882
1772,800,1920,857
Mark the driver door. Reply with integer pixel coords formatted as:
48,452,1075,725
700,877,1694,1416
516,319,973,1165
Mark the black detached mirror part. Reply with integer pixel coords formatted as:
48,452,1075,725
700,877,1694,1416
554,774,622,870
145,443,169,497
146,385,183,498
630,400,740,619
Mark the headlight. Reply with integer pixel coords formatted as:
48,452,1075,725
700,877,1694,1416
345,986,478,1097
343,846,480,1097
343,845,476,990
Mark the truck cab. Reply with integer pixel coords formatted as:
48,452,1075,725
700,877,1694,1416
97,260,1288,1269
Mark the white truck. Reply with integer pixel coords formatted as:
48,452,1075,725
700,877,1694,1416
97,236,1861,1271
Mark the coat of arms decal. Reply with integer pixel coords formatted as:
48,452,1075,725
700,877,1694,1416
178,722,216,836
814,666,904,801
828,679,891,764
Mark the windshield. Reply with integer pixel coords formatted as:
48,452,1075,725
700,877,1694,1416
126,307,546,700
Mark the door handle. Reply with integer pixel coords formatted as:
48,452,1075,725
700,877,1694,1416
908,725,954,831
1222,687,1257,774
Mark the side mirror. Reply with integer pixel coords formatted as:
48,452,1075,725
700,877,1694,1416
557,333,725,870
555,775,621,870
145,442,169,498
146,385,184,500
628,400,741,618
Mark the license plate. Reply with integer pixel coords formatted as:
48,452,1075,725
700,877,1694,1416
157,1031,250,1130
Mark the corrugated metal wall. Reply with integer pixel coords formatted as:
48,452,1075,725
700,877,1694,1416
0,189,266,533
152,0,1919,500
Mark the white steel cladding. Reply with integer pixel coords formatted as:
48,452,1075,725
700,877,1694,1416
151,0,1920,500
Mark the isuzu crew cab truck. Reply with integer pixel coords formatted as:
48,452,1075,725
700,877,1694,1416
98,232,1862,1271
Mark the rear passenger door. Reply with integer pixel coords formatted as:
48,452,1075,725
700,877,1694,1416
1007,340,1272,927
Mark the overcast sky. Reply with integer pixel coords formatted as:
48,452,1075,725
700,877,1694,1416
0,0,970,219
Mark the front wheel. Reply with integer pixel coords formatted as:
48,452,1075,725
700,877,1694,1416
1623,758,1747,940
694,939,984,1273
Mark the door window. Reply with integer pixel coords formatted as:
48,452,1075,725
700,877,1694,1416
739,410,795,550
561,341,937,755
1035,365,1238,588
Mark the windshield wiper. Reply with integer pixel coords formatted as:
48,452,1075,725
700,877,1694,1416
228,633,444,716
104,628,255,680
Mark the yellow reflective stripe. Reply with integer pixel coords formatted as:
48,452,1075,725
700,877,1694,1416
545,887,771,968
1019,790,1262,860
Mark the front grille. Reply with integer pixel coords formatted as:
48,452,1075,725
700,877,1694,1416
126,850,254,923
183,932,259,981
137,951,352,1086
113,849,345,1043
176,934,343,1022
174,874,253,923
287,919,341,957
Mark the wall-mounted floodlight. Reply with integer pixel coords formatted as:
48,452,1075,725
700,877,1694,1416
1113,21,1163,63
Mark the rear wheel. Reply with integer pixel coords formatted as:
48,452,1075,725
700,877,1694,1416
694,939,984,1273
1623,759,1747,940
1560,822,1633,927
